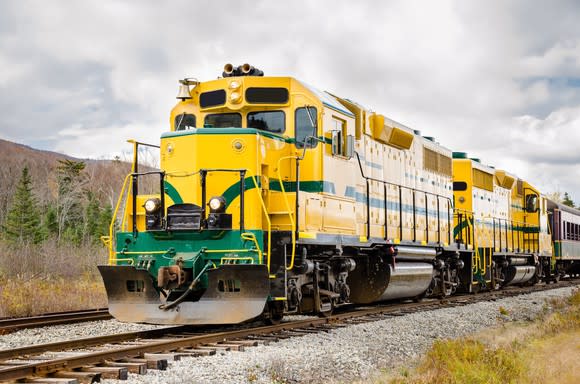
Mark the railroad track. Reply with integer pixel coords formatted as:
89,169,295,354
0,280,577,383
0,309,112,335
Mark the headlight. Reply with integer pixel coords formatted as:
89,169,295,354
144,198,161,213
230,92,241,103
208,196,226,213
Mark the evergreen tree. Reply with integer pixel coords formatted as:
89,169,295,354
43,204,58,236
56,159,87,243
562,192,575,208
2,166,42,243
97,204,113,239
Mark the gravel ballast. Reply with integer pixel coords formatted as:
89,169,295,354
1,285,577,383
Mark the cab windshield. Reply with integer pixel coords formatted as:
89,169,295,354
204,113,242,128
247,111,285,133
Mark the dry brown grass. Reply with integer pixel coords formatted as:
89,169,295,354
0,239,108,317
379,289,580,384
0,275,107,318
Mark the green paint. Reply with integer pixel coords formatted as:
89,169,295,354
164,180,183,204
161,128,333,149
115,229,265,289
269,180,334,194
222,177,259,209
161,127,290,143
221,178,335,208
453,216,473,238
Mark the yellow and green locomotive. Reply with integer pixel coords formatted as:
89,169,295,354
98,64,557,325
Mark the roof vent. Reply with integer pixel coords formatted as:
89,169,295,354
452,152,468,159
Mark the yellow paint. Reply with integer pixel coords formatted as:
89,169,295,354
241,231,263,265
117,250,171,255
369,113,414,149
495,169,515,189
220,257,255,264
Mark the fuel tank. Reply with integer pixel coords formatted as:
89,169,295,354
347,254,434,304
503,265,536,286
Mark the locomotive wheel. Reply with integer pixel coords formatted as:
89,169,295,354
318,297,334,318
264,301,285,325
265,312,284,325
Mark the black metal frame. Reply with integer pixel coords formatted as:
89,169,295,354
130,171,166,235
199,169,247,232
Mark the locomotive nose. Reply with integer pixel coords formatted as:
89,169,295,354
98,264,270,324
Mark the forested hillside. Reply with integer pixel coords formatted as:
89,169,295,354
0,139,135,316
0,139,134,241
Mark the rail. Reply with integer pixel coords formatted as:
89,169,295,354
1,279,575,382
277,155,298,270
492,218,540,253
454,209,474,249
101,173,132,265
248,176,271,272
0,309,112,334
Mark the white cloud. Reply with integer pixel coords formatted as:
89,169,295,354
1,0,580,202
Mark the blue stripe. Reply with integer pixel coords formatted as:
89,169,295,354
356,154,383,170
344,186,450,218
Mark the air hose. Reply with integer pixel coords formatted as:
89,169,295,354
159,262,213,310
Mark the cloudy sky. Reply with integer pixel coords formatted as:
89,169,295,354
1,0,579,202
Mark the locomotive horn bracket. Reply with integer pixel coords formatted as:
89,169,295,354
222,63,264,77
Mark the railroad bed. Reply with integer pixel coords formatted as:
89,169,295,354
0,281,578,383
0,309,112,335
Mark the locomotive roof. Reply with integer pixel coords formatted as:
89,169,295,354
546,198,580,216
300,82,355,117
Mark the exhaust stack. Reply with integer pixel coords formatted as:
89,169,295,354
222,63,264,77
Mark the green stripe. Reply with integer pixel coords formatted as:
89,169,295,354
161,128,333,148
222,177,259,208
269,180,334,194
161,127,290,143
221,178,334,208
164,181,183,204
453,217,473,238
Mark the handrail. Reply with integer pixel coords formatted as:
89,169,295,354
104,173,133,265
492,217,540,253
276,155,298,270
249,176,271,272
466,216,486,275
453,209,474,248
241,232,263,265
355,151,453,244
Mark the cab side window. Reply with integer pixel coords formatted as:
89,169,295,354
331,116,354,158
295,107,317,148
174,113,196,131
